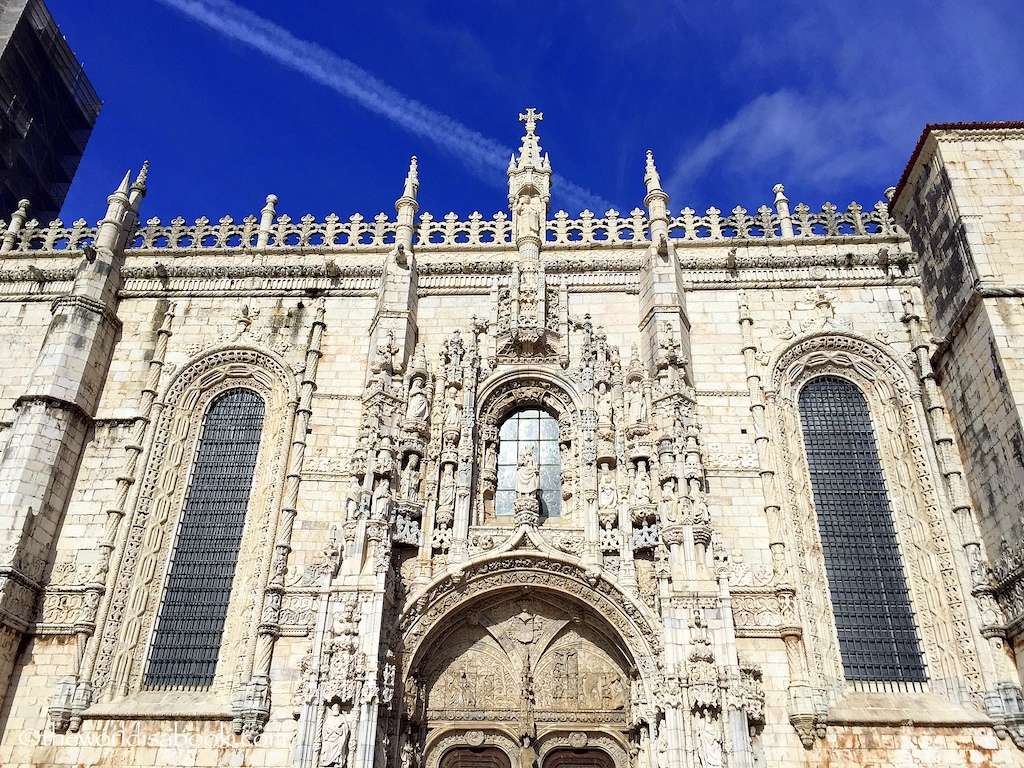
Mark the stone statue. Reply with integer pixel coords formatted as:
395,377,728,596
401,455,421,501
372,476,390,518
696,719,723,768
596,381,612,424
636,725,651,768
518,735,538,768
442,386,461,431
438,464,456,512
321,702,352,767
345,475,361,520
485,442,498,475
655,723,669,768
516,446,540,496
626,380,646,424
659,478,677,523
632,462,651,506
598,462,617,511
405,376,429,421
400,739,416,768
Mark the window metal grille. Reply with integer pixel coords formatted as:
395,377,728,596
798,376,926,683
494,408,561,518
144,388,265,689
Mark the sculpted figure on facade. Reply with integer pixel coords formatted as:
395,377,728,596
598,462,617,513
596,380,613,426
406,376,430,422
321,702,354,768
632,462,652,506
626,379,646,425
516,446,540,497
437,464,456,519
442,386,461,433
401,455,421,502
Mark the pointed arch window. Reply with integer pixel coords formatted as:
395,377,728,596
144,388,265,689
494,408,561,518
798,375,926,683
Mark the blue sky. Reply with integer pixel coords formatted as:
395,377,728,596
49,0,1024,227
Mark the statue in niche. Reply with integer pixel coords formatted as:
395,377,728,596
516,446,540,497
596,381,613,425
346,476,361,520
696,716,723,768
321,702,353,768
401,455,421,501
438,464,456,513
514,192,544,242
598,463,617,511
485,442,498,475
405,376,429,421
442,386,461,432
400,739,416,768
518,735,538,768
654,723,669,768
659,478,677,523
694,493,711,526
632,462,651,506
636,725,651,768
372,476,390,518
626,380,646,424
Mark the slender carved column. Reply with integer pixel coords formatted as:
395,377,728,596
901,288,1024,745
736,289,821,746
233,298,327,741
52,299,175,733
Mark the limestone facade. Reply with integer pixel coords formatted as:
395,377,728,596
0,116,1020,767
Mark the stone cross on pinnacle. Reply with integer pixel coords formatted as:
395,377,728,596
519,108,543,134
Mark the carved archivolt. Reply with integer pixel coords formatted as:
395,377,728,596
767,331,983,705
536,732,626,768
93,345,297,700
424,729,519,768
400,553,662,699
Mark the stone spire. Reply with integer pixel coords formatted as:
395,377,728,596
644,150,670,254
507,108,552,214
395,156,420,256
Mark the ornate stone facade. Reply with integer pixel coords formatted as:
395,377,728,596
0,117,1021,767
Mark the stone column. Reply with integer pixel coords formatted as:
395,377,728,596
0,166,145,712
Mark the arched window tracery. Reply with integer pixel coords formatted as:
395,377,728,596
144,387,266,689
494,408,561,518
797,375,926,683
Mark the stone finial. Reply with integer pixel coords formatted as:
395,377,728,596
132,161,149,195
257,194,278,248
402,156,419,202
129,161,149,212
644,150,663,195
884,186,896,202
773,184,794,238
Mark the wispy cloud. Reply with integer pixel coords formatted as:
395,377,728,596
153,0,612,213
663,0,1024,210
667,90,904,205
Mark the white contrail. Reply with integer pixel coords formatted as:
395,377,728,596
153,0,613,214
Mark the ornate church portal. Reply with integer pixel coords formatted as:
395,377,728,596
412,590,632,768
